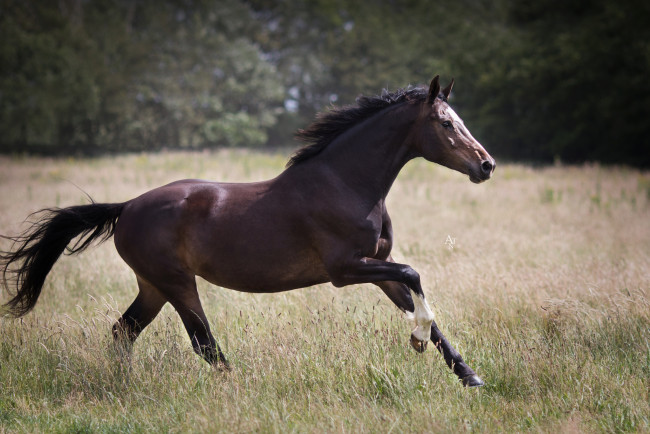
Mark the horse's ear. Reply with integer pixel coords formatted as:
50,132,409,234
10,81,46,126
442,78,454,101
427,75,440,104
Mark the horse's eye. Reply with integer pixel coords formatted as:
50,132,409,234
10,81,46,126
442,121,453,129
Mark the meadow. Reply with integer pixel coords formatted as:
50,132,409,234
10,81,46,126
0,150,648,432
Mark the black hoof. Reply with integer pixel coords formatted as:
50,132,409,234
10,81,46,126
461,375,484,387
216,360,231,372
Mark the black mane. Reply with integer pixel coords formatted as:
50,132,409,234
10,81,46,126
287,86,427,167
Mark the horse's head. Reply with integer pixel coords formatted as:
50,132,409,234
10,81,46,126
413,76,495,183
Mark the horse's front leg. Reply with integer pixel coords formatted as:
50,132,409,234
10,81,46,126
431,322,484,387
376,279,484,387
326,257,435,345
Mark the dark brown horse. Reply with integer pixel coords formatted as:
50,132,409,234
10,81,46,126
1,76,494,387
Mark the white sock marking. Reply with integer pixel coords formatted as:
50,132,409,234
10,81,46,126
410,292,434,342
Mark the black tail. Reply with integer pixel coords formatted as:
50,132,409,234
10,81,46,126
1,202,125,317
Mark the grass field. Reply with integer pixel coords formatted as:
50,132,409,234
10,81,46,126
0,150,648,433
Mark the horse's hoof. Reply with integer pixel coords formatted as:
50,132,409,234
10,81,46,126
461,375,485,387
410,333,428,353
214,360,231,372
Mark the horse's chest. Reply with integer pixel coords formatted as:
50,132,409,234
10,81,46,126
340,210,385,256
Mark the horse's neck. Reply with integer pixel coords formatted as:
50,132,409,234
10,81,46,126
316,103,419,200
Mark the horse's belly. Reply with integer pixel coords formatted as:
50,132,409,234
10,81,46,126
196,247,330,293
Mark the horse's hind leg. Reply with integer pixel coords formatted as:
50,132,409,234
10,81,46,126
375,279,484,387
164,279,229,369
112,277,167,351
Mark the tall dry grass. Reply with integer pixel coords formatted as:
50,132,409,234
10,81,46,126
0,151,648,432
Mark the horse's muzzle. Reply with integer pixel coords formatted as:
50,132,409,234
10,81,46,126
481,159,495,176
410,333,428,353
469,158,496,183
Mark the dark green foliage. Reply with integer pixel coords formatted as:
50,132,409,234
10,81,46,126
1,0,648,166
0,0,284,152
462,0,650,166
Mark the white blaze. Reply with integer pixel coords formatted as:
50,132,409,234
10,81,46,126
447,106,463,125
448,106,481,146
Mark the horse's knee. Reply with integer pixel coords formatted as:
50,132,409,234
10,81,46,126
400,266,421,289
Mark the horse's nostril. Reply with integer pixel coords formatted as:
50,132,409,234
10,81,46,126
481,160,493,174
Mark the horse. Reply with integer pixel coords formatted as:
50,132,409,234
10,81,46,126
1,76,495,387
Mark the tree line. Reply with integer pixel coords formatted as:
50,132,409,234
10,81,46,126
1,0,648,166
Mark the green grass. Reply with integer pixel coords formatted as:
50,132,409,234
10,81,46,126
1,151,649,432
